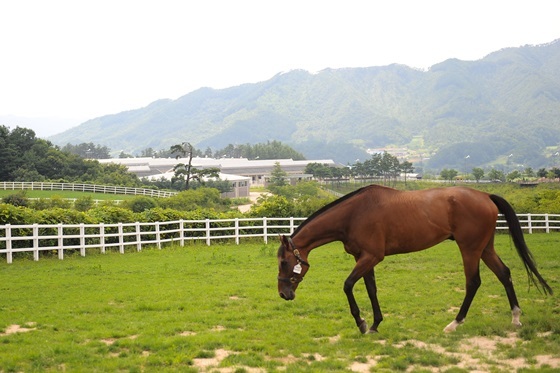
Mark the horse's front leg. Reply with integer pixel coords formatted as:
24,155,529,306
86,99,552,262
343,273,368,333
343,257,379,334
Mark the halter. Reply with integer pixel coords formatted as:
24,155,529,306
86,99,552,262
278,237,310,284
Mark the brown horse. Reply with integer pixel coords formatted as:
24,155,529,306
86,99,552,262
277,185,552,333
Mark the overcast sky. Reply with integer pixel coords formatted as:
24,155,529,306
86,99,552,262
1,0,559,136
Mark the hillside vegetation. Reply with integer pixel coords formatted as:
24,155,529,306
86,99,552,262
49,40,560,168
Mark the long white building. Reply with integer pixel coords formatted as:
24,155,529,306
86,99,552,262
98,157,339,198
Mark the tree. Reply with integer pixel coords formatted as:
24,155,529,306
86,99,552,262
523,167,535,178
269,162,288,188
487,168,506,182
214,141,305,160
0,125,139,185
440,168,458,182
190,167,221,185
472,167,484,182
507,170,522,181
170,142,194,189
305,163,334,180
400,160,414,185
61,142,111,159
118,150,133,158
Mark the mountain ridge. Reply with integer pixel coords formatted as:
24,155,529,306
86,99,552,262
49,40,560,168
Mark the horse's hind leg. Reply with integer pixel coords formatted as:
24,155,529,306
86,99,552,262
481,245,522,326
363,268,383,333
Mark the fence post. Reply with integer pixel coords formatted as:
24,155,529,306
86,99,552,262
234,218,240,245
545,214,550,233
135,222,142,252
33,223,39,261
80,223,86,257
290,217,295,235
100,223,106,254
263,217,268,244
6,224,12,264
58,223,64,260
156,222,161,249
206,219,211,246
528,214,532,234
118,223,124,254
179,220,185,246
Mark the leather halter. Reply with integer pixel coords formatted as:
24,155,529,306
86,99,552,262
278,237,310,284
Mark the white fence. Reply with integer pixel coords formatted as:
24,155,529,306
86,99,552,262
1,214,559,264
0,181,176,198
0,217,306,264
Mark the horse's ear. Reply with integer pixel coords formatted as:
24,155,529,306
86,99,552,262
279,235,290,249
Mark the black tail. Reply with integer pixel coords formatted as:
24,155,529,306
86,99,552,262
490,194,553,295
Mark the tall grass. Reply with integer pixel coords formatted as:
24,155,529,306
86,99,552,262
0,234,558,372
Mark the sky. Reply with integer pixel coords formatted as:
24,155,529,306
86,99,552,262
1,0,559,136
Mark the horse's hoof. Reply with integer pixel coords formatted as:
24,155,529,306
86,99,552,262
366,327,378,334
358,319,368,334
512,306,522,327
443,319,463,333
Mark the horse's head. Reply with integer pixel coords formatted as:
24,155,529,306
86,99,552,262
277,235,310,300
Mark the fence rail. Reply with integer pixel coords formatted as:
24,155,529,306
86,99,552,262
0,182,176,198
1,214,559,264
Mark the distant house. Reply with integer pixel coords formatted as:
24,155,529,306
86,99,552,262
98,157,340,197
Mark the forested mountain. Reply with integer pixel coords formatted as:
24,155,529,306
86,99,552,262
49,40,560,168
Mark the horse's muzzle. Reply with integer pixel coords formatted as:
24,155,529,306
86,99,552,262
279,290,295,300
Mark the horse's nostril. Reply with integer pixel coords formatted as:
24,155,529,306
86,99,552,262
279,290,295,301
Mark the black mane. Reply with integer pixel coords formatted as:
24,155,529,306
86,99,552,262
292,185,376,236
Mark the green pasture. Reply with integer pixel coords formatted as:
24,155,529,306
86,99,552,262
1,234,559,372
0,189,136,201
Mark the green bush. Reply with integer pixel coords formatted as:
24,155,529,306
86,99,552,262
124,196,159,213
29,195,72,210
0,203,34,225
74,196,95,212
249,195,294,218
88,206,138,224
159,188,228,211
2,191,28,207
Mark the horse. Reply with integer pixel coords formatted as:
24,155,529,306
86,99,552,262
277,185,552,333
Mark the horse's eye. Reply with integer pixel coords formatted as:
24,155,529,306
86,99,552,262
280,260,288,269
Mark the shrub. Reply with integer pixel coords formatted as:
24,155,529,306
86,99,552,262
74,196,95,212
249,195,294,218
159,188,227,211
29,195,71,210
2,191,28,207
0,203,34,225
88,206,137,224
124,196,159,213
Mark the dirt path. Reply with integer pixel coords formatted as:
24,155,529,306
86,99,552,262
237,191,269,213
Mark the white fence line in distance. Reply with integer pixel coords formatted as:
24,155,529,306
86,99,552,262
1,214,559,264
0,181,176,198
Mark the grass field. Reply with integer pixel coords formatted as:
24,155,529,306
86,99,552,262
0,189,136,201
1,234,559,372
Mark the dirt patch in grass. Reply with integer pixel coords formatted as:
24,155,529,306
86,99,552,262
0,323,36,336
193,349,266,372
349,332,560,372
349,356,383,372
179,330,197,336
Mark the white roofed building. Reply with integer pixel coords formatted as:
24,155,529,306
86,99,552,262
98,157,340,197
